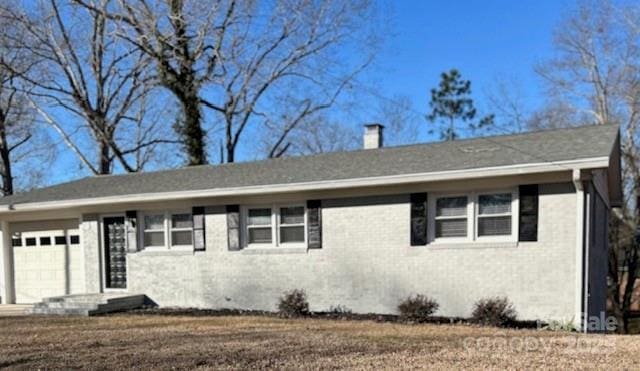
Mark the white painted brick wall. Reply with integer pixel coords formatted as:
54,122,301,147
81,214,101,293
126,182,577,321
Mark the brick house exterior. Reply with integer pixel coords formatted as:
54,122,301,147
0,124,622,331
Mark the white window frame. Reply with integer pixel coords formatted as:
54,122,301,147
169,212,195,249
475,190,519,242
277,204,307,246
428,188,518,244
244,205,275,248
140,210,193,251
242,203,307,248
429,193,473,243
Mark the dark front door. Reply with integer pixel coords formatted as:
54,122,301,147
103,216,127,289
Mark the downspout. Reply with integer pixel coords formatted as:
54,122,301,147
573,169,588,333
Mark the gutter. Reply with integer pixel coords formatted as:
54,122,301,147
0,156,610,214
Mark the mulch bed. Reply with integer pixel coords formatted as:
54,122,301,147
123,306,540,329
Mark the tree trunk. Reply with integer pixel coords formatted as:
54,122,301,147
226,119,234,163
99,140,110,175
172,92,207,166
0,115,13,196
183,95,206,165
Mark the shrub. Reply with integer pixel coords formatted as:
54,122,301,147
398,294,439,322
328,305,352,315
471,297,517,327
544,318,577,332
277,289,310,317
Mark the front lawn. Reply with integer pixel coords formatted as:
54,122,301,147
0,314,638,369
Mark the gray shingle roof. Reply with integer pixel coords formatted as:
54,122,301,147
0,124,619,206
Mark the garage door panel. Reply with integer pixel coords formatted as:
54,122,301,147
11,220,84,304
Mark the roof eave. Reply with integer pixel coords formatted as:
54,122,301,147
0,156,610,214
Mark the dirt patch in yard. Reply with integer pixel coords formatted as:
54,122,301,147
0,315,638,370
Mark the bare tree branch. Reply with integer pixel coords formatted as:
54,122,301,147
4,0,171,175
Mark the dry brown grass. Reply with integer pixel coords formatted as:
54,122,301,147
0,314,638,370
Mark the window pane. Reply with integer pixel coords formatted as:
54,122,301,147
436,218,467,238
25,237,36,246
69,235,80,245
171,213,193,229
12,238,22,247
144,231,165,247
172,230,193,246
40,237,51,246
280,226,304,243
436,197,467,217
248,208,271,226
479,194,512,215
478,216,512,236
144,214,165,230
55,236,66,245
248,227,272,244
280,206,304,225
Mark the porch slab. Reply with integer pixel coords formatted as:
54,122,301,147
0,305,33,316
31,293,146,316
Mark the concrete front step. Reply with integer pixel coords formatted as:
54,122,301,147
31,307,92,316
33,302,100,310
31,293,145,316
43,293,122,304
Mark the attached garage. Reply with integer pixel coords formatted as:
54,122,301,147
11,219,85,303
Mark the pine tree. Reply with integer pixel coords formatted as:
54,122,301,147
426,69,493,140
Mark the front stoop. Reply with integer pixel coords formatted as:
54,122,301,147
30,293,146,316
0,305,33,316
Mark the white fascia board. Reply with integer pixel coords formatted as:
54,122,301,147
0,156,609,214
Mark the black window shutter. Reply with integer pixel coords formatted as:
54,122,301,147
307,200,322,249
192,206,206,251
519,185,539,242
226,205,241,251
125,210,138,253
410,193,428,246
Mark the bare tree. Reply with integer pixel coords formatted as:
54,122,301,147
75,0,378,164
484,78,530,134
0,3,54,195
537,0,640,332
264,116,359,157
2,0,175,175
262,93,421,158
374,94,421,146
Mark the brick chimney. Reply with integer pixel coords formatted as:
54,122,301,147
363,123,384,149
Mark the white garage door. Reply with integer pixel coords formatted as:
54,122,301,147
11,219,85,304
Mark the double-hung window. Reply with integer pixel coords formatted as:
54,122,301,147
476,193,513,237
142,211,193,250
170,213,193,247
435,196,469,239
244,204,306,248
143,214,165,248
279,206,305,244
430,189,517,243
247,208,273,245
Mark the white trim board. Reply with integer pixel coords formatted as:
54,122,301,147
0,156,609,214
